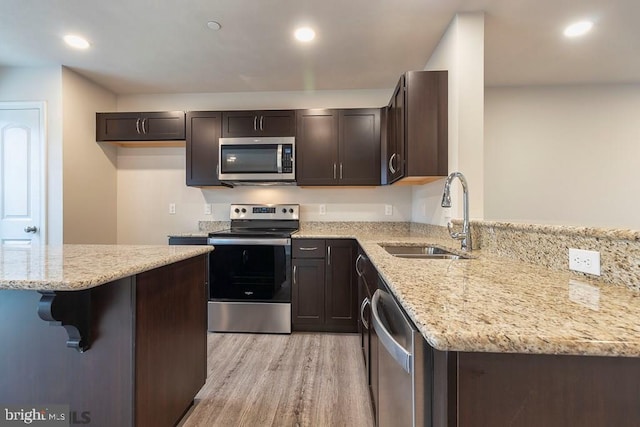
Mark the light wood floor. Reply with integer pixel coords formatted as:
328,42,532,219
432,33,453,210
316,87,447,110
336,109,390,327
179,332,375,427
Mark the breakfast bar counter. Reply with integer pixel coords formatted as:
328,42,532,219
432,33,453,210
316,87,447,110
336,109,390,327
0,244,213,427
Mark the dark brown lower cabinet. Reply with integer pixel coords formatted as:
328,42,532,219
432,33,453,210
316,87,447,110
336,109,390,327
292,258,326,328
292,239,357,332
433,351,640,427
0,255,207,427
135,256,207,427
356,247,378,422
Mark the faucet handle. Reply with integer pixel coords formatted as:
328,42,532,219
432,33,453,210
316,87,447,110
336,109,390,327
447,221,464,240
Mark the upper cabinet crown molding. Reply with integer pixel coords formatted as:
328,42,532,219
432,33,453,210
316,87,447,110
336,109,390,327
96,111,186,146
384,70,448,185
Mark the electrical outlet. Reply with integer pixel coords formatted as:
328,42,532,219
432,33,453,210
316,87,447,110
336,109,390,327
204,203,212,215
319,204,326,215
169,203,176,215
568,248,601,276
385,204,393,216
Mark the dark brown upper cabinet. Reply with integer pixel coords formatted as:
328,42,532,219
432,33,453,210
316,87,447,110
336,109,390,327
338,109,381,186
296,109,339,186
96,111,185,142
221,110,295,137
296,108,381,186
186,111,223,187
383,70,448,185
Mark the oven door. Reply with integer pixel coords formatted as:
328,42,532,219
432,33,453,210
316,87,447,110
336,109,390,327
208,237,291,303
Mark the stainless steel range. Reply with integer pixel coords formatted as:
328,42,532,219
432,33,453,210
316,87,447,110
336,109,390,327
207,204,299,334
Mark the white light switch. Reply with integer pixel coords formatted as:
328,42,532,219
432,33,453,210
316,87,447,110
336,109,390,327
204,203,212,215
169,203,176,215
319,204,326,215
385,204,393,216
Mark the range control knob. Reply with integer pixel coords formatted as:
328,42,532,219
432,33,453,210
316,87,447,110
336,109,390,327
234,208,240,213
241,208,247,213
289,208,294,213
282,208,287,213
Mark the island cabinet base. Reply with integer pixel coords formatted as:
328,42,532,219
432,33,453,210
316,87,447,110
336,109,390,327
0,255,207,427
433,351,640,427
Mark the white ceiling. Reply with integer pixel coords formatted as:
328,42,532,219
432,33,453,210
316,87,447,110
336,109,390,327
1,0,638,94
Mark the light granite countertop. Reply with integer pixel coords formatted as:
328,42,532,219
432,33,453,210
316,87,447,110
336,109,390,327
0,244,213,291
294,228,640,357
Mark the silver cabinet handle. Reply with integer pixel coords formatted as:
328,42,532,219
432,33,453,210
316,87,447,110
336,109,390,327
340,163,343,179
135,118,141,134
327,246,331,265
389,153,397,174
24,226,38,233
293,265,297,286
141,117,147,134
355,253,364,276
259,116,264,131
254,116,258,131
333,163,337,179
360,298,370,330
299,247,318,251
371,289,412,374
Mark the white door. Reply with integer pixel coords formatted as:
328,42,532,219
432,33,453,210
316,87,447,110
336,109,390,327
0,102,45,246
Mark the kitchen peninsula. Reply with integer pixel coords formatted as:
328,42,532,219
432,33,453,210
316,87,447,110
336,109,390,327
0,244,212,427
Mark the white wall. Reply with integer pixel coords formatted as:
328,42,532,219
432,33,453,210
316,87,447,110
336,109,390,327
117,89,391,111
0,66,63,244
61,67,118,243
484,84,640,230
116,89,412,244
411,13,485,225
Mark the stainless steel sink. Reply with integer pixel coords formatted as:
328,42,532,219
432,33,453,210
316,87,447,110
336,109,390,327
380,245,470,260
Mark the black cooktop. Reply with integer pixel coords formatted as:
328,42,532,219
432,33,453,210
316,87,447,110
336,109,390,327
209,228,298,238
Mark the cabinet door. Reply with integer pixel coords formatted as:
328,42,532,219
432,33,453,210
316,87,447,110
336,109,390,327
222,110,295,137
186,111,222,186
292,258,326,330
296,109,339,186
385,77,406,184
96,111,185,141
259,110,296,136
338,109,381,186
325,239,357,332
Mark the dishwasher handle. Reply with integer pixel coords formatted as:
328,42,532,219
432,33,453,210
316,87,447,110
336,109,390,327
371,289,412,374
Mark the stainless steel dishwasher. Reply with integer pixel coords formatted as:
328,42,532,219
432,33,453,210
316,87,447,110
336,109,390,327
371,279,432,427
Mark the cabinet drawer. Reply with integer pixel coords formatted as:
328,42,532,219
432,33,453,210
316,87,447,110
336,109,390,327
293,239,326,258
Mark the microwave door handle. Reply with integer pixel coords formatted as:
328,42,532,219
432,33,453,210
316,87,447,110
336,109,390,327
277,144,283,173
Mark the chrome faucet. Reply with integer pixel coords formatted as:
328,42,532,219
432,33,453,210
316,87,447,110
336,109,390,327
441,172,472,251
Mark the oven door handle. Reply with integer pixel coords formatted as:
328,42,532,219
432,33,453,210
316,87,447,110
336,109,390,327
207,237,291,246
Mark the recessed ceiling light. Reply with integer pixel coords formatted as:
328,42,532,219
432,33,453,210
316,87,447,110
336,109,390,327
294,27,315,42
63,34,90,49
563,20,593,38
207,21,222,31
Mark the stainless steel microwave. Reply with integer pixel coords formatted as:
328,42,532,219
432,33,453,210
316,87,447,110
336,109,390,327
218,137,295,182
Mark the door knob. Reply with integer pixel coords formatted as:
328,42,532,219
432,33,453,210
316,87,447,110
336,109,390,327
24,226,38,233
